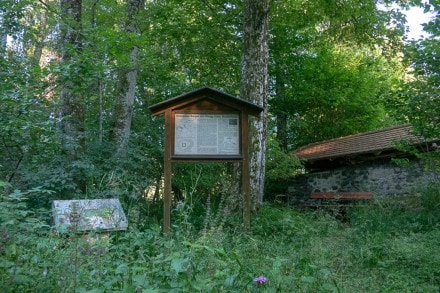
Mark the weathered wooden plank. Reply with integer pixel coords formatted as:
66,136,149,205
310,192,373,200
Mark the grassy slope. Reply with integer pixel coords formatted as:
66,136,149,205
248,200,440,292
1,195,439,292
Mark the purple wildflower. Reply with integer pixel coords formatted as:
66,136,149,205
253,275,268,285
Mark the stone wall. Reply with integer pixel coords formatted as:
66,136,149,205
288,159,438,202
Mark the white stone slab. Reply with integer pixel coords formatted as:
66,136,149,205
52,198,128,232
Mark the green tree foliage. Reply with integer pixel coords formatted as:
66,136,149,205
0,0,436,207
403,2,440,140
270,0,407,150
389,1,440,173
0,2,74,207
0,14,57,192
273,45,402,148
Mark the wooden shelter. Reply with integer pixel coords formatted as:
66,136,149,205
293,124,436,171
289,124,439,200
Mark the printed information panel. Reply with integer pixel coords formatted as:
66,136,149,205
175,114,239,155
52,199,128,232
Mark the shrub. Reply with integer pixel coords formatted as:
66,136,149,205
420,181,440,211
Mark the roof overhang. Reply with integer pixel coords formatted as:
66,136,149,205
149,86,263,117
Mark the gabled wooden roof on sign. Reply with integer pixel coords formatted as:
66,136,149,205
149,86,263,116
294,124,424,161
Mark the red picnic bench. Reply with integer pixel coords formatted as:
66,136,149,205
302,192,373,221
310,192,373,201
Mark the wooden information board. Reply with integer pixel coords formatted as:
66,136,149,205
149,87,263,232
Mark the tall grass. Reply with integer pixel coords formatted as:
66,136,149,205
1,188,439,292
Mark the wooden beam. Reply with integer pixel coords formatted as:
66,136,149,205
311,192,373,200
163,110,172,232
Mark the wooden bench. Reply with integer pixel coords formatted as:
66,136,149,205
310,192,373,201
302,192,373,221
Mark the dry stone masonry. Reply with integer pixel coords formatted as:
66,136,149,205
288,159,437,202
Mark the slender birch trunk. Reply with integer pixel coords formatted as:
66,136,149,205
241,0,270,205
112,0,144,159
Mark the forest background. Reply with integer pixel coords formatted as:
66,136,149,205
1,0,439,204
0,0,439,291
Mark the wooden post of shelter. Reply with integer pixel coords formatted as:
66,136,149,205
241,112,251,230
149,87,263,233
163,110,172,232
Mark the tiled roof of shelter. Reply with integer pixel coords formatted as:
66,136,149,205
294,124,423,161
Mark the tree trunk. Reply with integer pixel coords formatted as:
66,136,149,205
276,111,288,151
112,0,144,158
33,2,48,64
0,12,7,58
98,78,103,143
241,0,270,205
59,0,85,192
274,69,288,151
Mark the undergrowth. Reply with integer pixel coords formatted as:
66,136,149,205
1,182,439,292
